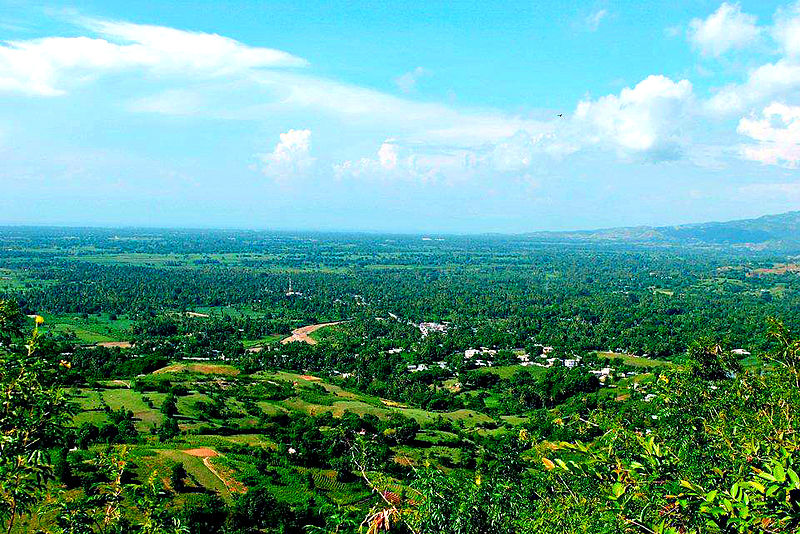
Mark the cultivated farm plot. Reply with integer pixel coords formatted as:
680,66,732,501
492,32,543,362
102,388,164,430
40,313,134,344
177,433,276,449
153,363,240,376
70,389,109,426
156,449,233,501
306,469,371,505
259,371,496,427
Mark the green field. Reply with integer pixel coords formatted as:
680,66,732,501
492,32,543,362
596,351,678,368
37,313,134,344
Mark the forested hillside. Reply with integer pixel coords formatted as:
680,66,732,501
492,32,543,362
526,210,800,249
1,226,800,533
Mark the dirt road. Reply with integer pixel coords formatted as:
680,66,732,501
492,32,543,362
281,321,342,345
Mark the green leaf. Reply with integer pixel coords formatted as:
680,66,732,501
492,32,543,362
680,480,702,493
787,467,800,488
774,463,786,483
757,471,777,482
722,498,733,514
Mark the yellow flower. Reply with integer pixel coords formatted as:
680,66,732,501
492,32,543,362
35,315,44,325
542,458,556,470
519,428,530,442
60,360,72,369
475,474,482,486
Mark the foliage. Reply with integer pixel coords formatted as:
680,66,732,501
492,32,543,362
0,310,71,533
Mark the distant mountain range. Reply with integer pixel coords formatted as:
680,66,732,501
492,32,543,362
525,211,800,250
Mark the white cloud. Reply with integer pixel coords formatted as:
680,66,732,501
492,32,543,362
334,140,480,183
87,19,306,72
586,9,608,32
377,140,399,170
688,2,760,57
492,130,544,172
257,129,315,180
128,88,208,115
394,67,428,94
706,59,800,114
773,2,800,58
333,128,571,182
737,102,800,167
0,15,721,177
701,3,800,115
574,75,694,160
0,18,306,96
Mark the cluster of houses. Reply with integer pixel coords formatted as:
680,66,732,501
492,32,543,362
406,361,449,373
418,321,449,337
377,312,450,338
405,344,590,374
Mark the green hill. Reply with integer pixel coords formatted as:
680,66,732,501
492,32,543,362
525,210,800,249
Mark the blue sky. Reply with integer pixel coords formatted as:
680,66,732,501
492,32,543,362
1,1,799,232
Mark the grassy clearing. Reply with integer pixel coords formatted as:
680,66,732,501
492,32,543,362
596,351,677,368
177,393,213,419
36,313,133,344
242,335,283,348
263,371,495,427
102,389,163,430
0,267,58,291
477,364,543,379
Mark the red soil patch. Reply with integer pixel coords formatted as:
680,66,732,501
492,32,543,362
208,458,247,494
748,263,800,276
182,447,219,458
299,374,321,381
153,363,239,376
281,321,343,345
97,341,133,348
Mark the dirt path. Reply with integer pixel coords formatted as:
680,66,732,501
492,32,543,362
281,321,342,345
182,448,245,494
97,341,133,348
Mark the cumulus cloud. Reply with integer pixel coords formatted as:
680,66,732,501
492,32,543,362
0,13,728,181
688,2,760,57
257,129,315,180
707,59,800,114
573,75,694,160
331,74,705,183
702,3,800,115
737,102,800,167
0,17,306,96
394,67,428,94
